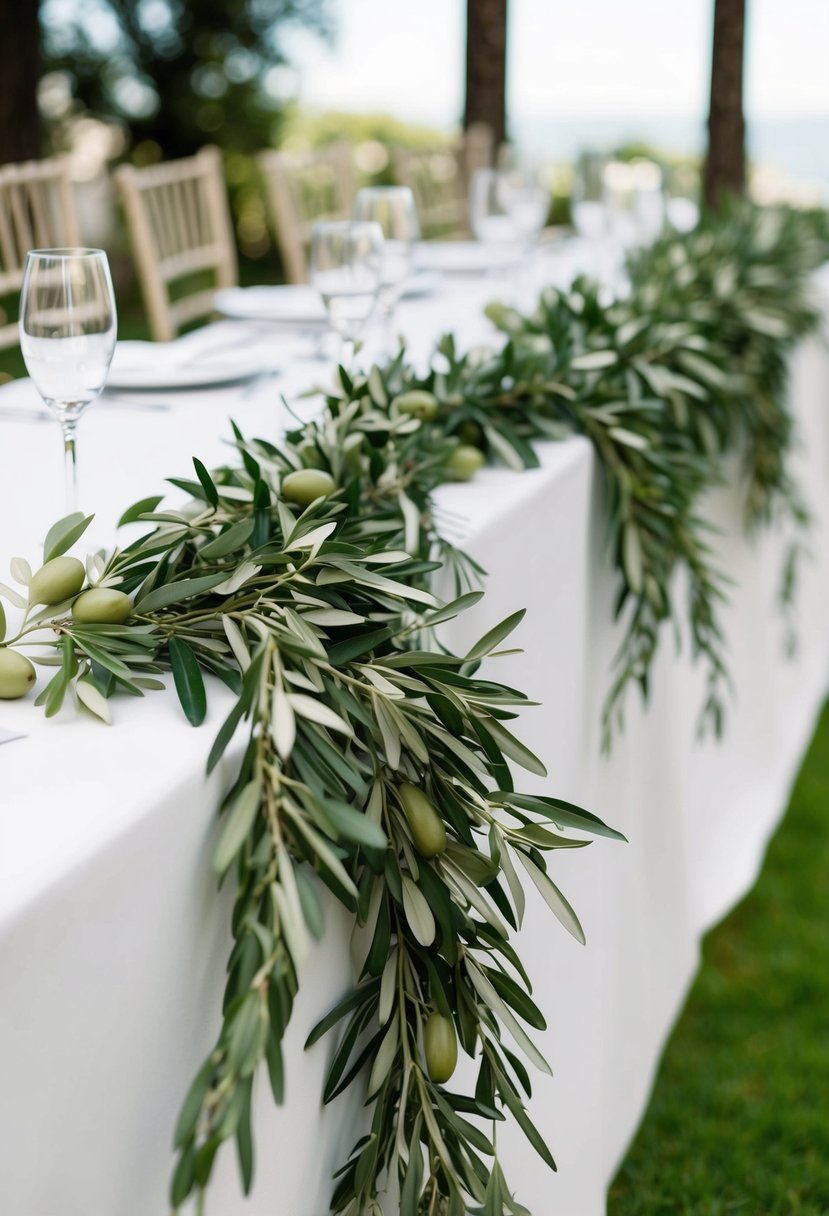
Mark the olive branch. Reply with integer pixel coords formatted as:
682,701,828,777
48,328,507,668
0,200,825,1215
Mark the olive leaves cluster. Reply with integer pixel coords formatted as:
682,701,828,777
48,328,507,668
0,372,623,1216
479,203,829,741
1,199,825,1216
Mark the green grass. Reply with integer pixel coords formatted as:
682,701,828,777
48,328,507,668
609,700,829,1215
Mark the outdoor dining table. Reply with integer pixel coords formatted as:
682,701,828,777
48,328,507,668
1,248,828,1216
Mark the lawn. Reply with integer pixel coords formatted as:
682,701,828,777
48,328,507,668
609,700,829,1215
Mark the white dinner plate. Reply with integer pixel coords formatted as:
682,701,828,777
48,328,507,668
107,340,266,391
415,241,510,275
215,272,441,327
214,286,328,328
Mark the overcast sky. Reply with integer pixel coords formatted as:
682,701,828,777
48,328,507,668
284,0,829,126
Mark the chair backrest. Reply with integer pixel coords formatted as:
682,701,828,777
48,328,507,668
0,155,81,351
395,123,494,241
258,143,356,285
115,146,237,342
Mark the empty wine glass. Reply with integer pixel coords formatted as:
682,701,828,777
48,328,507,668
353,186,419,354
19,248,117,511
309,221,383,368
469,168,518,253
571,151,609,242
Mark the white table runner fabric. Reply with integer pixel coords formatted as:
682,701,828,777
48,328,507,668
1,253,828,1216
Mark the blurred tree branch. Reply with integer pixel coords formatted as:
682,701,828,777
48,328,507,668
0,0,42,163
465,0,508,146
704,0,746,209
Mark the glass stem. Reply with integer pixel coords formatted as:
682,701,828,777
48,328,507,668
341,335,356,372
381,304,397,358
62,416,79,512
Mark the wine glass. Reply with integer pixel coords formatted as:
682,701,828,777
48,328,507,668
571,151,609,242
19,248,117,512
309,221,383,368
469,168,518,253
353,186,420,354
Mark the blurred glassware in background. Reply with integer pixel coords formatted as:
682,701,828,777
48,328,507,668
469,167,518,251
353,185,420,354
571,151,610,242
309,221,383,369
501,167,550,246
19,248,117,512
665,163,701,233
602,158,666,247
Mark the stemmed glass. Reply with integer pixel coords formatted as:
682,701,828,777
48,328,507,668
19,248,117,511
309,221,383,369
469,168,518,252
571,151,609,243
353,186,420,355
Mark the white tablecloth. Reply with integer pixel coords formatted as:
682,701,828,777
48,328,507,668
1,254,828,1216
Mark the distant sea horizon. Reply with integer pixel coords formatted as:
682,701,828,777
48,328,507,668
510,112,829,196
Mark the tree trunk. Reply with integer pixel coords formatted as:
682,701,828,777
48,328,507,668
464,0,508,147
704,0,746,211
0,0,41,164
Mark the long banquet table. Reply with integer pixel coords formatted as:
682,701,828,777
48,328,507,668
1,250,829,1216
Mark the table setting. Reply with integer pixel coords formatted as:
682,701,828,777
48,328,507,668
1,175,829,1216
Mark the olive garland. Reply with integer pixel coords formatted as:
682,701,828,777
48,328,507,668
0,201,826,1216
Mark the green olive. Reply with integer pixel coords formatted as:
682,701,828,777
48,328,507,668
445,444,486,482
392,390,440,422
28,556,85,606
423,1012,458,1084
0,648,36,700
0,600,5,643
282,469,337,507
398,782,447,858
72,588,132,624
457,420,485,448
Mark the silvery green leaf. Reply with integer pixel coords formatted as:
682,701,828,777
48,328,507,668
359,666,403,698
285,521,337,553
286,810,359,900
213,561,261,596
10,557,32,586
465,961,551,1076
398,491,421,556
465,609,525,662
214,780,261,875
302,608,366,627
608,427,649,452
43,512,94,563
274,846,310,966
0,582,28,610
287,693,352,735
622,523,643,594
222,616,251,672
366,1017,399,1097
367,366,387,406
443,861,510,938
75,678,112,724
378,950,397,1025
515,850,586,945
498,839,526,928
271,686,295,760
570,349,618,371
373,695,401,768
484,425,525,471
401,875,435,947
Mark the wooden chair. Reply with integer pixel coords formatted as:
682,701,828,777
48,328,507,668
395,123,494,240
257,143,356,284
115,146,237,342
0,155,81,351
